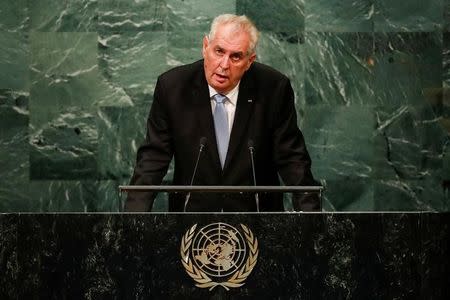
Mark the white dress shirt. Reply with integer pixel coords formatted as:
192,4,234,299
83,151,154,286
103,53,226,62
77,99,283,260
208,83,239,134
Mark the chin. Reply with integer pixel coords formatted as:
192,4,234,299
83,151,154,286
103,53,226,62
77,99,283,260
212,84,229,92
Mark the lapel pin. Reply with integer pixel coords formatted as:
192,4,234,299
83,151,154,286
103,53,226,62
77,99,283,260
248,99,253,103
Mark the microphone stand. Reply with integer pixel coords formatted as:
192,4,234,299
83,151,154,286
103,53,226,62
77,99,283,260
184,137,206,212
248,140,260,212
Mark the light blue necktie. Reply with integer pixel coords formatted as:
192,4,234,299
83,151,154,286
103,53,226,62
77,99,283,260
213,94,229,168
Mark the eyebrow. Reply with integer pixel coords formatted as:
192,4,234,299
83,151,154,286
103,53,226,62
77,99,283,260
215,46,245,57
231,51,244,57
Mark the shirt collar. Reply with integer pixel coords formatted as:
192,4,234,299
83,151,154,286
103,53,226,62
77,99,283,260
208,83,240,106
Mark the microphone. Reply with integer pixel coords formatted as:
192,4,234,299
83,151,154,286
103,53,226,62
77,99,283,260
184,137,207,212
248,140,260,212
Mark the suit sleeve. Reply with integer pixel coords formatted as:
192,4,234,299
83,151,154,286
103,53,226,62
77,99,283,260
272,78,321,211
125,77,173,211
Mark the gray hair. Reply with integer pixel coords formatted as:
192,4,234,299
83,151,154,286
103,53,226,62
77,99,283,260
208,14,259,55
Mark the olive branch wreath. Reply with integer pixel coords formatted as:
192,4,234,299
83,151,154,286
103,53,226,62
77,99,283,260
180,223,259,291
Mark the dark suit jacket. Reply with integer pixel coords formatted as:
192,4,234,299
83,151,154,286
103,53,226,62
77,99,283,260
125,59,319,212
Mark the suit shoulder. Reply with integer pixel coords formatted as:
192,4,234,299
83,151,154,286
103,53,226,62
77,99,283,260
158,60,203,84
249,62,289,82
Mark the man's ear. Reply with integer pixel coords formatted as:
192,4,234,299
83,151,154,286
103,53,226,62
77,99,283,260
202,36,209,58
246,52,257,70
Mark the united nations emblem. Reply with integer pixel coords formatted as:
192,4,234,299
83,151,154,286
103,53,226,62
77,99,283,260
180,222,258,291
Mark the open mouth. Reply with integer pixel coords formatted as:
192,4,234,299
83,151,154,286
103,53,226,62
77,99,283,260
214,73,228,82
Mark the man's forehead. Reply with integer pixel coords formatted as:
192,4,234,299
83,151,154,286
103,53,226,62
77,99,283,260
210,25,250,52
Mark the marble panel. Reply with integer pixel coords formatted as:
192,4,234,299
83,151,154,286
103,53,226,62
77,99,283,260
0,88,28,110
17,214,94,298
322,179,375,211
30,32,131,119
0,104,30,212
8,213,448,298
98,31,169,99
373,32,442,108
313,214,358,297
0,215,18,299
97,106,149,181
373,105,446,181
0,32,29,90
304,32,375,106
445,0,450,31
237,0,304,34
445,32,450,85
346,214,386,298
29,32,132,180
374,179,448,211
167,0,236,32
29,0,97,32
29,32,99,129
98,0,168,32
420,213,450,298
303,105,377,181
25,180,122,212
376,213,422,298
0,0,28,31
30,32,98,76
305,0,373,32
374,0,443,32
444,32,450,125
29,109,99,180
166,30,204,67
0,0,449,213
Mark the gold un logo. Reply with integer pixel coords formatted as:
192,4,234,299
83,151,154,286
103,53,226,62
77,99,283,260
180,222,259,291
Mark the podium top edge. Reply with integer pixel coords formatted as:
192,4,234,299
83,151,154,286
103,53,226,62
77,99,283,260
118,185,324,192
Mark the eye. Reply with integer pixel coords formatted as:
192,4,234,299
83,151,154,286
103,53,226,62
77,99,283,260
215,48,224,55
230,53,243,62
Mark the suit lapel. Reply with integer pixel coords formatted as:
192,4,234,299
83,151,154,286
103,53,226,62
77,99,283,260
192,68,223,172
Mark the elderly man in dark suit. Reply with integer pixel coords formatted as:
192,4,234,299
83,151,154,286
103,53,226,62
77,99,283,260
125,14,319,212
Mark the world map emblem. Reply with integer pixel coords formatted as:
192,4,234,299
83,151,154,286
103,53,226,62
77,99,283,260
180,222,259,291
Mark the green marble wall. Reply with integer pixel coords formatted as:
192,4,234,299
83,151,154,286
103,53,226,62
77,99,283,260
0,0,449,212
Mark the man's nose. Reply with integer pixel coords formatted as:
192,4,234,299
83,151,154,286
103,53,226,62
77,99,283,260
219,55,230,69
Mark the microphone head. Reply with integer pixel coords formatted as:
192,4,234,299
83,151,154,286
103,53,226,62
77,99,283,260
248,139,254,149
199,137,207,147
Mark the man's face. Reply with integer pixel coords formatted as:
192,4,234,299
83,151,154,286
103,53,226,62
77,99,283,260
202,24,256,94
